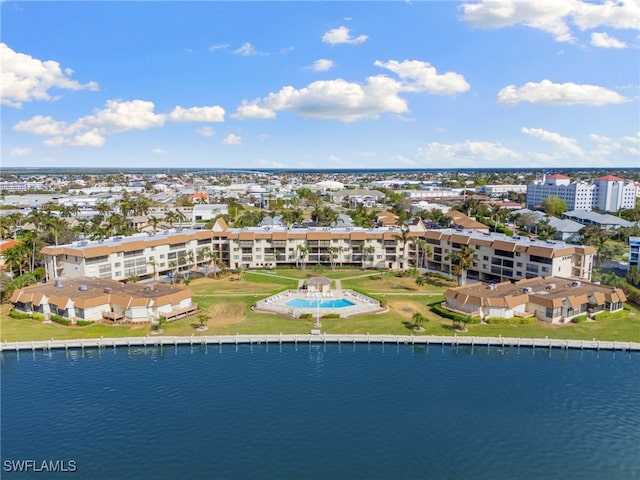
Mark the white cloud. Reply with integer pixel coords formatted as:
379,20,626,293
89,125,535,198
14,99,227,147
233,100,277,119
223,134,242,145
572,1,640,31
13,115,69,136
69,130,106,147
497,79,628,106
621,132,640,144
209,44,229,52
328,155,342,163
169,105,225,122
255,158,286,168
417,141,522,163
589,132,639,158
9,147,32,156
196,126,215,137
322,26,368,45
152,148,168,154
235,59,469,122
233,42,260,56
590,32,627,48
0,43,98,108
461,0,576,42
309,59,335,72
521,127,584,155
81,99,166,132
462,0,640,43
375,60,470,95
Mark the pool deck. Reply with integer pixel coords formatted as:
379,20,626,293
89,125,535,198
2,334,639,353
253,288,384,318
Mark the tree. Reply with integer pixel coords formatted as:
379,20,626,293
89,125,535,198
448,245,475,286
364,245,376,269
328,246,341,271
415,275,426,287
414,238,431,270
197,312,209,330
296,245,308,270
147,260,158,281
540,196,568,217
627,265,640,287
393,228,411,271
412,312,426,331
169,260,178,284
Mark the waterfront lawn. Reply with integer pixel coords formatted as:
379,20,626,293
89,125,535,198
2,274,640,342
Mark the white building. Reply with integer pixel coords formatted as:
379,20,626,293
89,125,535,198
526,174,636,212
629,236,640,270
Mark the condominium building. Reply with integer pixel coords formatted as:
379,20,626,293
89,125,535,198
526,174,636,212
41,218,596,284
422,229,595,283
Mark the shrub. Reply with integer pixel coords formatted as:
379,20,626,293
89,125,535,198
484,317,538,325
321,313,340,319
572,315,588,323
299,313,313,319
594,310,629,321
32,313,44,321
8,310,32,319
50,314,71,326
431,304,480,323
75,320,94,326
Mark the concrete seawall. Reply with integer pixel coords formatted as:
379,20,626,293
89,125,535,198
2,334,639,353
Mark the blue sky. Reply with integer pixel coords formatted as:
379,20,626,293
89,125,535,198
2,1,639,169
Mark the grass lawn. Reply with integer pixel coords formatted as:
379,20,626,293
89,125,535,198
2,270,640,342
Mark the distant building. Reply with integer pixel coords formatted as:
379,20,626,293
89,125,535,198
476,184,527,197
445,211,489,233
563,210,635,230
444,276,626,324
526,174,636,212
331,189,385,207
629,237,640,270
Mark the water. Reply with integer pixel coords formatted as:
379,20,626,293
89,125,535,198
2,345,639,480
285,298,355,308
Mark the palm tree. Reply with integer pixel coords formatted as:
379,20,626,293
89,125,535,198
364,245,376,269
147,260,158,281
328,246,341,271
448,245,475,286
3,244,29,276
414,238,432,270
147,215,161,232
164,210,179,229
168,260,178,284
412,312,426,331
296,245,308,270
393,228,411,271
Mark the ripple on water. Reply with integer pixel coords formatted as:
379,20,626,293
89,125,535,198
2,345,639,480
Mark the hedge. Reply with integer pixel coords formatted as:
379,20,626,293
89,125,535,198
484,317,538,325
50,314,71,326
76,320,94,326
321,313,340,319
430,304,481,324
572,315,588,324
8,310,32,319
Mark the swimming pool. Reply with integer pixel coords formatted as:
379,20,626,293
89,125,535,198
285,298,356,309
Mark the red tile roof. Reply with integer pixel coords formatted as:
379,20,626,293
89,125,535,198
0,239,20,253
547,174,570,179
595,175,623,181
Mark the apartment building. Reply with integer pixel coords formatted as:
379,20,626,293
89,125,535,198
41,218,596,284
41,220,229,282
422,229,595,283
526,174,636,212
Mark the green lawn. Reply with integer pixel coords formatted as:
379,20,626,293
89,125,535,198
2,270,640,342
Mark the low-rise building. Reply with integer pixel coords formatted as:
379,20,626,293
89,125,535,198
444,276,626,324
10,277,196,323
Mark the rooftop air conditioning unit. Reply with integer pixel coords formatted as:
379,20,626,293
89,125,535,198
522,287,533,293
78,284,88,291
571,281,581,287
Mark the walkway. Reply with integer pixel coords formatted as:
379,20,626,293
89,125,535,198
2,335,638,353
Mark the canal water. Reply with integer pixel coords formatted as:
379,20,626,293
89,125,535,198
2,344,639,479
